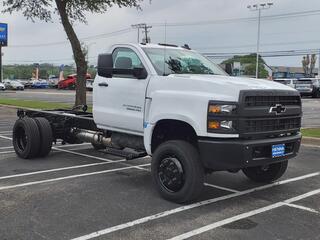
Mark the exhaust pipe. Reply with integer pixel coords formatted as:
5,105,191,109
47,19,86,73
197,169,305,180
71,129,113,147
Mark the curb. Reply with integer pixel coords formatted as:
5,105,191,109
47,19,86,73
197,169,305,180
302,136,320,147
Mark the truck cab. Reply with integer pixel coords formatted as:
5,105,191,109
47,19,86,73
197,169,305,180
13,43,302,203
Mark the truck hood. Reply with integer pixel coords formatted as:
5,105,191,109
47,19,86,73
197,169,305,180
162,74,297,101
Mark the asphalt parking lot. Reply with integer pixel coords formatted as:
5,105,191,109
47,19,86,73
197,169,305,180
0,106,319,240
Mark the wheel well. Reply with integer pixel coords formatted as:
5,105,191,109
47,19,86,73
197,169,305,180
151,120,198,153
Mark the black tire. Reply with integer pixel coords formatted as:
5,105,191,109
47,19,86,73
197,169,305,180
313,90,320,98
242,161,288,183
34,117,53,157
151,140,204,203
91,142,106,150
12,118,41,159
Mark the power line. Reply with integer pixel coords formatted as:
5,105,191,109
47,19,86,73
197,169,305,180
8,28,133,48
7,8,320,48
204,48,320,58
195,39,320,51
151,9,320,27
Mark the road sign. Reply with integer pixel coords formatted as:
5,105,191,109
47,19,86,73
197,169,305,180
0,23,8,47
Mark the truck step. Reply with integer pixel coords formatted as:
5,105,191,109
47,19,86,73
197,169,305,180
102,147,147,160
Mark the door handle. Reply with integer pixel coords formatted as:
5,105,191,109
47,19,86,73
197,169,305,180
98,82,109,87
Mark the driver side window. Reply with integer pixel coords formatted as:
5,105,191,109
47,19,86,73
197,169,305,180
112,48,143,78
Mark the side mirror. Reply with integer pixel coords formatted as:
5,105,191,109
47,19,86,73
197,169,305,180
97,54,148,79
132,67,148,79
225,63,233,75
97,54,113,78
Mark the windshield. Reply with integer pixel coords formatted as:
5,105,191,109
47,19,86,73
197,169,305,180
143,48,227,76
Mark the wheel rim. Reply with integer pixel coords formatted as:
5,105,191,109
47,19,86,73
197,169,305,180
16,126,27,151
260,165,270,172
158,156,185,193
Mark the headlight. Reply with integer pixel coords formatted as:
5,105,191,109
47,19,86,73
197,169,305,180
208,104,237,115
207,102,237,133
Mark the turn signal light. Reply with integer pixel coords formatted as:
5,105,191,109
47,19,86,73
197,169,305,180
208,120,220,129
208,105,221,114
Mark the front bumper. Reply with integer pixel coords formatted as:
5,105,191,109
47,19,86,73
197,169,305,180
198,133,301,171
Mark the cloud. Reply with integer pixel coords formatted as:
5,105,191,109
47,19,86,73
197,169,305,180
1,0,320,67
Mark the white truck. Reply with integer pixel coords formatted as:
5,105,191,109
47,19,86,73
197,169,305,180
12,43,302,203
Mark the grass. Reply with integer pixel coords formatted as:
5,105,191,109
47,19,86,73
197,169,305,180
301,128,320,138
0,98,94,112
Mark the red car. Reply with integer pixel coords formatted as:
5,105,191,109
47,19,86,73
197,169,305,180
58,74,91,90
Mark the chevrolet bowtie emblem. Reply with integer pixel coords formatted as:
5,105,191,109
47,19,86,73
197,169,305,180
269,104,286,115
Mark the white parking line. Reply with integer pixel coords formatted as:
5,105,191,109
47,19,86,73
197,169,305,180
0,135,12,140
167,189,320,240
302,144,320,149
0,163,151,192
52,147,117,163
70,172,320,240
0,131,12,134
204,183,239,193
0,151,15,154
283,203,319,214
0,146,12,150
0,161,127,180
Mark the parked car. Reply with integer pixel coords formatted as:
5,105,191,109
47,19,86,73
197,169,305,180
295,78,320,98
48,76,59,88
274,79,297,88
32,80,49,89
17,79,33,88
86,79,94,91
0,82,5,91
58,74,91,90
4,80,25,90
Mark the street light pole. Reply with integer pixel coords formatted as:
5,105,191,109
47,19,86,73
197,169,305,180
248,3,274,78
86,42,96,66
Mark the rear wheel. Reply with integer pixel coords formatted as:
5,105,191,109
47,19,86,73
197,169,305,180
13,118,41,159
242,161,288,183
34,117,53,157
151,140,204,203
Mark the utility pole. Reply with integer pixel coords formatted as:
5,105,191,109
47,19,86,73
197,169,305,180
131,23,152,43
318,49,320,77
248,2,274,78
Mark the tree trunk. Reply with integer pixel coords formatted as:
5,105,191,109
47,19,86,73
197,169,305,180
55,0,87,106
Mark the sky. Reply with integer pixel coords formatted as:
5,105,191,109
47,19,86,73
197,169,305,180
1,0,320,67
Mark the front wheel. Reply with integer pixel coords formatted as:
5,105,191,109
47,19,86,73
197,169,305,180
242,161,288,183
151,140,204,203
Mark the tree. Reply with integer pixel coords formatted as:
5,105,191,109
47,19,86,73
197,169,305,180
2,0,143,106
222,54,268,78
302,54,317,77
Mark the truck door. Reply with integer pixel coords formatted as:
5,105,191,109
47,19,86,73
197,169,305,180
94,47,149,135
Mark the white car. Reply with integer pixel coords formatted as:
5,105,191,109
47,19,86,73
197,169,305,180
274,79,297,88
86,79,94,91
0,82,5,91
4,80,25,90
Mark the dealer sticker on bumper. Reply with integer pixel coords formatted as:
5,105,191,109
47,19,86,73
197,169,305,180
272,144,285,158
